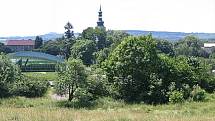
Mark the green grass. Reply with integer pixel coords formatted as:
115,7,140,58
23,72,58,81
0,93,215,121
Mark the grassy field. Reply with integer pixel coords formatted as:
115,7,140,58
0,93,215,121
1,72,214,121
23,72,58,81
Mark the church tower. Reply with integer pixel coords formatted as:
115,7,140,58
97,5,105,27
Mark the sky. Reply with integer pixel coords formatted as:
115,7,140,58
0,0,215,36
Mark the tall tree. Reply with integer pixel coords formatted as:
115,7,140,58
64,22,75,60
64,22,74,39
34,36,43,49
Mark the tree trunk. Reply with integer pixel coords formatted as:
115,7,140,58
68,83,75,101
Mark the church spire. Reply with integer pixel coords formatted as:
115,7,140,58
97,5,104,27
99,4,102,11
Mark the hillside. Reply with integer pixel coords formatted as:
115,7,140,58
124,30,215,41
1,31,215,44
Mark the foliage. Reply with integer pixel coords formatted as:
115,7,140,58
106,30,130,47
81,27,97,41
168,90,184,104
70,40,96,65
94,30,129,65
103,35,160,102
94,47,111,65
0,53,20,98
11,75,49,98
103,35,207,103
40,39,64,56
174,35,209,58
34,36,43,49
64,22,74,39
191,85,206,102
156,39,175,56
0,43,12,53
86,68,110,99
56,58,87,101
81,27,108,50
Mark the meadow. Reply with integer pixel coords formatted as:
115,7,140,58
0,93,215,121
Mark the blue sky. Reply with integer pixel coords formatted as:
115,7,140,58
0,0,215,36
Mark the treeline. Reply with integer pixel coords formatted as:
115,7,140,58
47,26,215,104
1,25,215,105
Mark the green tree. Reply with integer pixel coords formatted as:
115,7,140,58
0,43,12,53
156,39,175,56
64,22,74,39
81,27,108,50
56,58,87,101
64,22,75,59
34,36,43,49
71,40,96,65
81,27,96,41
174,35,208,57
106,30,130,48
94,30,130,65
103,35,159,102
0,53,20,97
40,39,64,55
103,35,200,103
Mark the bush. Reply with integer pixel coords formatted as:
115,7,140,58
12,75,49,97
87,68,110,99
0,53,20,98
169,90,184,104
191,85,206,102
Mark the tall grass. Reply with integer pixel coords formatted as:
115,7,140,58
0,94,215,121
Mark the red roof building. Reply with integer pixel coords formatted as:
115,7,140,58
6,39,35,52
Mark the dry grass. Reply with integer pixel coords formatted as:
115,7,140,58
0,102,215,121
0,94,215,121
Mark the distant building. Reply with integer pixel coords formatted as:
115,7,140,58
204,43,215,48
97,5,105,28
203,43,215,53
6,39,35,52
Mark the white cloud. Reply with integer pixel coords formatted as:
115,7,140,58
0,0,214,36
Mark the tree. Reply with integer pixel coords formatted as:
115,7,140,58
106,30,130,48
103,35,201,103
64,22,74,39
81,27,108,50
103,35,160,102
0,43,12,53
156,39,175,56
64,22,75,60
40,39,64,56
81,27,96,41
71,40,96,65
174,35,208,57
0,53,20,97
56,58,87,101
34,36,43,49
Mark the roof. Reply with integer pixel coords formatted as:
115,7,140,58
8,51,64,63
6,40,35,46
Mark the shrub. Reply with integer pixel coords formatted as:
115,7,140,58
12,75,49,97
87,68,110,99
169,90,184,104
191,85,206,102
0,53,20,98
103,35,197,104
